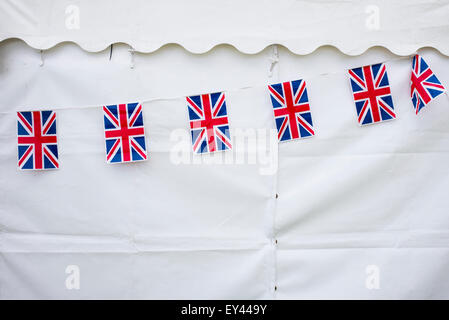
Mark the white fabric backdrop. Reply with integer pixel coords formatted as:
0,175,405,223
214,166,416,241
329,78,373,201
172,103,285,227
0,40,449,299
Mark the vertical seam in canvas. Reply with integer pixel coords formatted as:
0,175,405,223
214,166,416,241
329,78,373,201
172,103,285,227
268,44,280,300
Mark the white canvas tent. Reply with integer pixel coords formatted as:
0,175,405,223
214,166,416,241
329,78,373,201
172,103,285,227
1,0,449,299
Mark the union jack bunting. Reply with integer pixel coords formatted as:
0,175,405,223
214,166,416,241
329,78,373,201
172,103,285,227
186,92,232,154
268,79,314,142
348,63,396,125
103,103,147,163
411,54,446,114
17,110,59,170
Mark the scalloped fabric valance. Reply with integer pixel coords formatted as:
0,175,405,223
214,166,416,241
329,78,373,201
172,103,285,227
1,0,449,55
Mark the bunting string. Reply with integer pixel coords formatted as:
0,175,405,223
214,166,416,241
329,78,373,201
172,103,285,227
0,53,417,113
4,52,449,169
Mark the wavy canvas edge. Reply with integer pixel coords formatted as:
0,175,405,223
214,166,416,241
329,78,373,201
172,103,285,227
1,37,448,57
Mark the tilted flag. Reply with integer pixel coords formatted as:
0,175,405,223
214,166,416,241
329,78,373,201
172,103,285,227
17,110,59,170
411,54,446,114
102,103,147,163
268,79,314,142
186,92,232,154
348,63,396,125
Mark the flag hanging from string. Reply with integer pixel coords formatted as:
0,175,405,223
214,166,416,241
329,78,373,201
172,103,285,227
268,79,315,142
186,92,232,154
102,103,148,163
411,54,446,114
348,63,396,126
17,110,59,170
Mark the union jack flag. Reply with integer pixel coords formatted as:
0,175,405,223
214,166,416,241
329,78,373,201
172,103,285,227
103,103,147,163
17,110,59,170
411,54,446,114
348,63,396,125
186,92,232,154
268,79,314,142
